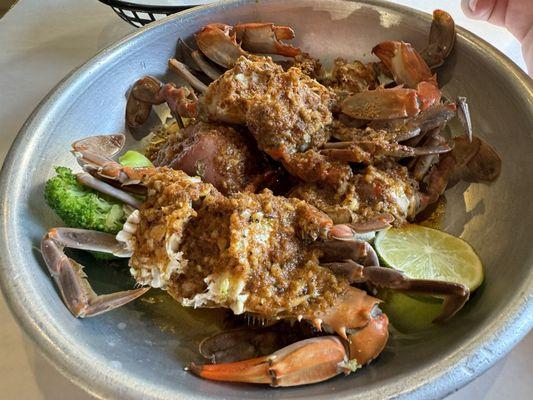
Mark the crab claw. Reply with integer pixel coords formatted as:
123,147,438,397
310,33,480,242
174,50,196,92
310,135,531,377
421,9,456,69
234,23,302,57
195,23,302,69
71,133,141,188
71,134,153,197
72,134,125,159
125,76,164,128
347,311,389,365
198,328,287,364
196,23,247,69
372,41,435,89
189,336,349,386
311,287,382,339
125,74,200,129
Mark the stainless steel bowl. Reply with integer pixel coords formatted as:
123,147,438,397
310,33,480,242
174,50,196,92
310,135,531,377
0,1,531,399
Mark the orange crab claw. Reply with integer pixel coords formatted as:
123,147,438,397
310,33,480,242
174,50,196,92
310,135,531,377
195,23,302,68
416,80,441,110
189,336,348,387
372,41,441,110
196,23,247,68
347,312,389,365
316,287,382,339
372,41,435,89
234,23,302,57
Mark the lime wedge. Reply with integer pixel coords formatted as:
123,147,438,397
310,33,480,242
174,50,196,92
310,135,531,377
379,291,443,333
375,224,483,291
119,150,153,168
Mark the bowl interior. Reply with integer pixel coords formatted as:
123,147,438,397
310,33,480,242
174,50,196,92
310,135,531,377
1,1,532,399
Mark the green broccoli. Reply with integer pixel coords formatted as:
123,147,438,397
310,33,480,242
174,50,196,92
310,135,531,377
44,167,128,259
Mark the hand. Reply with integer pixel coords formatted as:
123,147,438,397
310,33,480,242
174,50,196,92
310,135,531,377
461,0,533,75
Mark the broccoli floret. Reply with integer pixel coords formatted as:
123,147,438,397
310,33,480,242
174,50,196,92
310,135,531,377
44,166,127,234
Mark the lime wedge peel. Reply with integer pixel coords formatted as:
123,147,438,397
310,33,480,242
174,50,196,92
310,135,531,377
375,224,484,291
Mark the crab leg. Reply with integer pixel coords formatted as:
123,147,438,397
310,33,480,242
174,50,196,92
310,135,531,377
406,103,455,140
366,103,455,148
191,286,388,386
365,265,469,322
168,59,208,93
41,228,148,318
342,88,420,120
313,235,469,322
45,228,131,255
126,76,165,128
411,128,446,181
317,239,380,267
320,259,365,282
322,261,469,323
357,103,454,148
76,172,142,208
456,96,473,142
71,134,125,167
321,141,450,163
189,336,350,386
126,93,152,128
191,50,223,80
341,214,394,234
325,218,392,243
72,134,136,182
462,138,501,182
72,134,125,157
422,135,501,196
371,40,442,110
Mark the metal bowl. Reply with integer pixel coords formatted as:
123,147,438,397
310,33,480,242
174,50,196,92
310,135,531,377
0,1,531,399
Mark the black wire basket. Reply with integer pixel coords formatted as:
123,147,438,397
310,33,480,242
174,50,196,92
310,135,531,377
99,0,207,27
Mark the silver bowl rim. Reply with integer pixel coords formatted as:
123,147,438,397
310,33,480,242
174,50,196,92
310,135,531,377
0,1,531,399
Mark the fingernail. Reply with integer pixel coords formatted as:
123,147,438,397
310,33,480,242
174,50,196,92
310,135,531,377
468,0,479,13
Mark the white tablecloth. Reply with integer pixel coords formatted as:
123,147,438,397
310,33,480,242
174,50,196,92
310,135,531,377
0,1,530,399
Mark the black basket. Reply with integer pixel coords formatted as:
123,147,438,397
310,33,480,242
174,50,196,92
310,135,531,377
99,0,199,27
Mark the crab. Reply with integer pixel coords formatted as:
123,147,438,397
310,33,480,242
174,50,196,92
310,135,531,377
291,130,501,231
290,162,420,230
41,135,470,386
125,21,307,129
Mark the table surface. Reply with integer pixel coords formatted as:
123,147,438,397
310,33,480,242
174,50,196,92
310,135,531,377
0,1,530,399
